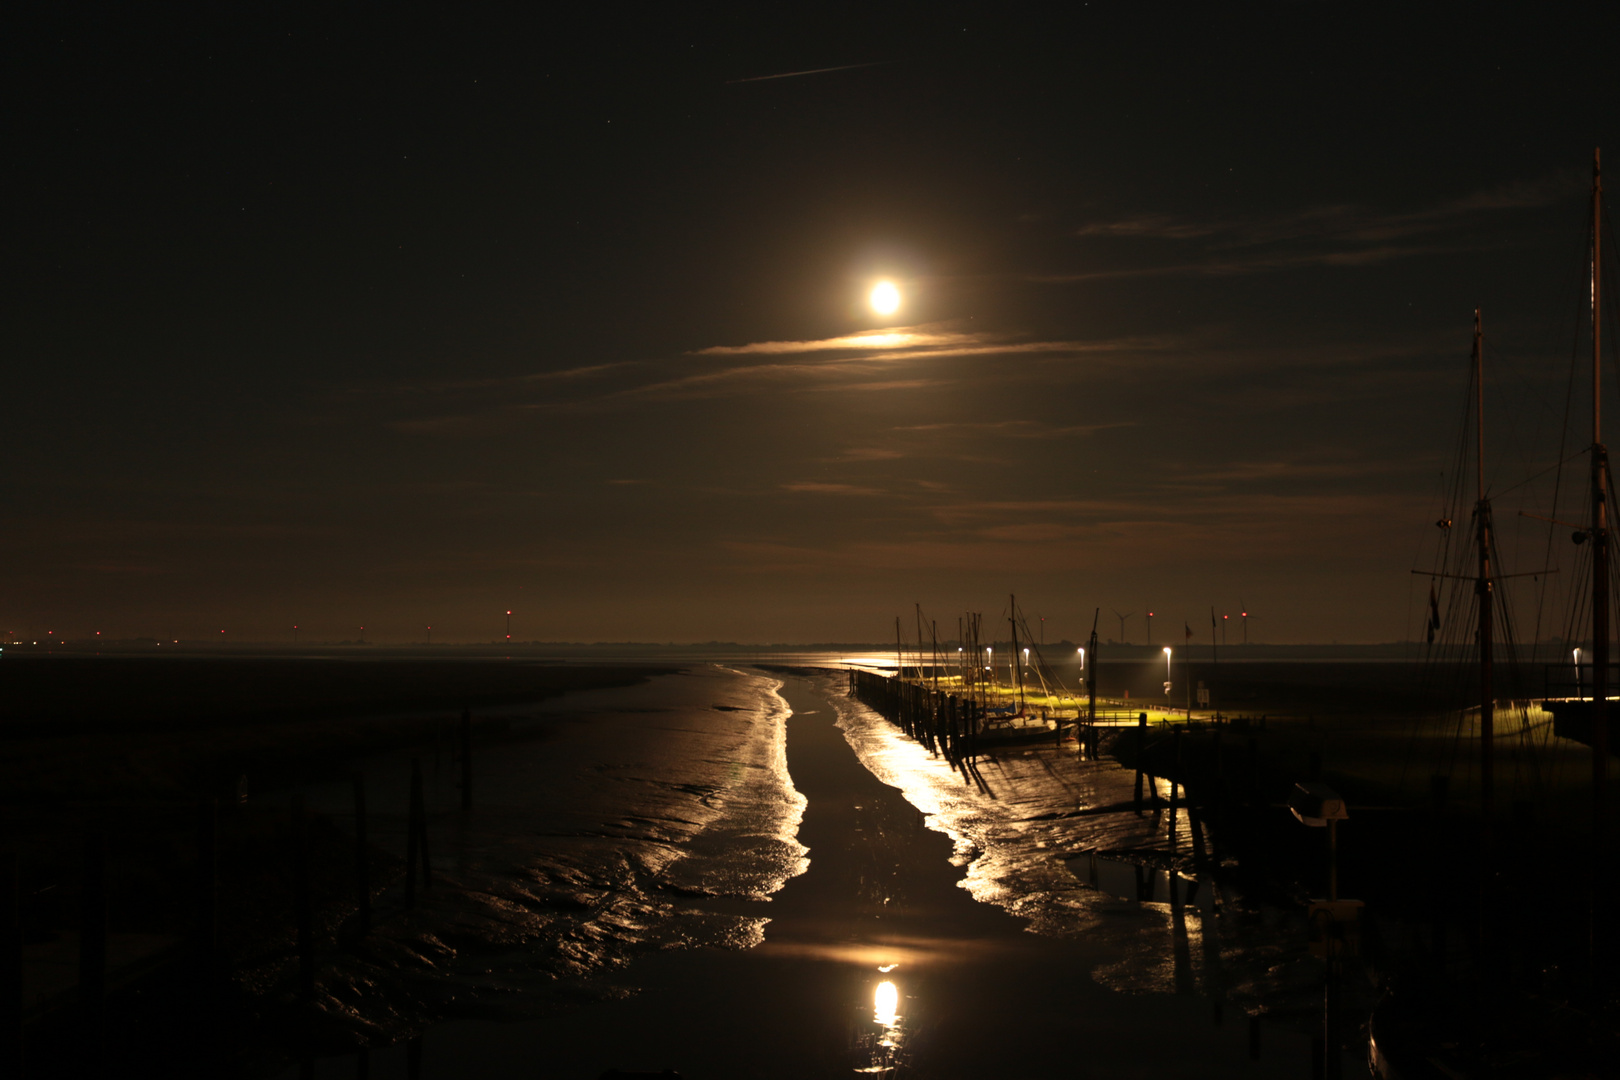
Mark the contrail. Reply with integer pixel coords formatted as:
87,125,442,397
726,61,891,85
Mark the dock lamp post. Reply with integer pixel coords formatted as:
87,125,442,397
1575,647,1583,698
1163,647,1172,698
1289,782,1350,899
1290,781,1360,1080
1076,646,1085,669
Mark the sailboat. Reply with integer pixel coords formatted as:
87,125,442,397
1375,148,1615,1080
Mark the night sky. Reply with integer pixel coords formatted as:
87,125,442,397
8,5,1619,645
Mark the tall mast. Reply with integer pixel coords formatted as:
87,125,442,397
1009,593,1025,712
1475,308,1495,819
1087,608,1099,725
1591,148,1610,863
931,620,939,694
916,604,926,685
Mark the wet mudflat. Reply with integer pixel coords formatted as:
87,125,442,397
308,672,1337,1079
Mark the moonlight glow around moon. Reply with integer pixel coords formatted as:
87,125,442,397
869,280,901,316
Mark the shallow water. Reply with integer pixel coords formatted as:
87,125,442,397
271,666,1362,1078
256,665,807,1040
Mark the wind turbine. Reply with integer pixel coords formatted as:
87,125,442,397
1112,609,1135,644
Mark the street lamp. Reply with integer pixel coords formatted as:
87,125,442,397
1163,646,1172,697
1076,646,1085,669
1575,647,1583,698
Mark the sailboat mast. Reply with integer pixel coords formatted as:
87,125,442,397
1475,308,1495,818
1087,608,1099,725
915,604,926,685
1009,593,1025,712
1591,148,1610,852
931,620,939,694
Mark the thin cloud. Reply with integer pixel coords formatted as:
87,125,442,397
895,419,1133,439
833,447,906,462
1060,171,1580,281
694,330,972,356
1034,242,1482,283
726,60,893,84
781,481,885,495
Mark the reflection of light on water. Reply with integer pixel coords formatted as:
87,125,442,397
873,980,899,1028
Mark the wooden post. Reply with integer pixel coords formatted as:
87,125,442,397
80,833,107,1042
293,797,314,999
1169,728,1183,845
1249,1015,1262,1059
1170,871,1193,994
2,851,20,1073
407,1035,423,1080
460,708,472,811
1134,712,1147,813
406,757,431,907
196,799,217,959
353,773,371,934
1189,801,1210,872
1248,736,1260,804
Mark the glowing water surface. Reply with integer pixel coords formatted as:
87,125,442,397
271,665,807,1038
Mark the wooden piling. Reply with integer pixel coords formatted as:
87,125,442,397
1189,802,1210,872
2,851,20,1073
406,757,431,908
460,708,473,810
79,833,107,1041
1249,1015,1262,1059
1169,871,1193,994
407,1035,423,1080
293,797,314,999
1247,736,1260,804
1169,727,1183,845
1134,712,1147,813
196,798,217,959
353,773,371,934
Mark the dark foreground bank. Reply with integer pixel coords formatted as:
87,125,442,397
1,657,675,1077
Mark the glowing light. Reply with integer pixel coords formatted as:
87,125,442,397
869,280,901,316
873,980,899,1027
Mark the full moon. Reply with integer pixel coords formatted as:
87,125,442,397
869,280,901,316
